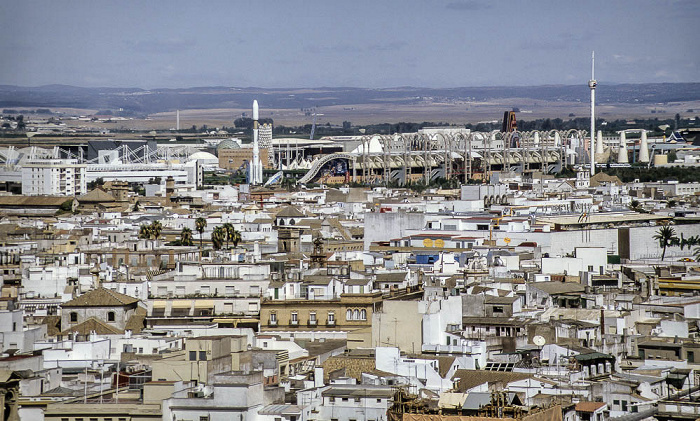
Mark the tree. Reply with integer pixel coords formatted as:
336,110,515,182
653,225,678,260
668,150,677,163
212,226,226,250
59,199,74,212
149,220,163,240
180,227,193,247
195,217,207,256
138,224,151,239
222,223,233,249
629,200,642,212
227,225,242,249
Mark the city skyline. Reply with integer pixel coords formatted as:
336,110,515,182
1,0,698,89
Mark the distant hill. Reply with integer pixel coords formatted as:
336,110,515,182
0,83,698,114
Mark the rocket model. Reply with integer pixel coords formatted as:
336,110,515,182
248,100,264,185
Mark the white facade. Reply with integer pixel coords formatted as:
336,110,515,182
21,159,87,196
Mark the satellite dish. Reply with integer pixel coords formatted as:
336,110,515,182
533,336,546,347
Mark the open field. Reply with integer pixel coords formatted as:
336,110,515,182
4,84,699,131
145,99,700,129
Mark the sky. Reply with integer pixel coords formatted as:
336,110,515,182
1,0,698,89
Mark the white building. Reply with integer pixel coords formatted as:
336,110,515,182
21,159,87,196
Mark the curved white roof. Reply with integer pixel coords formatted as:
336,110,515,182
189,151,218,160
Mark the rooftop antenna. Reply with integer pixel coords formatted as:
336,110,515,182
588,51,597,176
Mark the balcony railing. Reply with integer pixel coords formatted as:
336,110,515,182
290,319,299,326
308,320,317,327
326,319,336,326
269,319,278,327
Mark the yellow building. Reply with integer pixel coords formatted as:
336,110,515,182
260,292,383,348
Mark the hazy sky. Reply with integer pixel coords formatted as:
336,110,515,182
1,0,698,88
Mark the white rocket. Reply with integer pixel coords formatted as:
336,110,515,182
249,100,264,185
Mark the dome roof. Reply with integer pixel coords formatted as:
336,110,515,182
217,139,241,150
189,151,218,160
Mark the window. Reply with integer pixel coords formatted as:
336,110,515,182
689,351,695,363
70,312,78,322
108,311,116,322
310,312,317,323
291,312,298,325
225,286,235,296
377,398,383,403
199,351,206,361
493,306,504,314
200,416,209,421
328,312,335,324
360,309,367,320
353,309,360,320
189,351,197,361
270,313,277,324
347,309,353,320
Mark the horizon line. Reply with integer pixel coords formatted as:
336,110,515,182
2,81,700,91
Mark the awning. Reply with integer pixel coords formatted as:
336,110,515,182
152,300,166,308
194,300,214,308
213,318,260,324
171,301,191,309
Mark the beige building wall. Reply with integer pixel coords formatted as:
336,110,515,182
372,300,422,353
260,293,382,349
218,148,270,170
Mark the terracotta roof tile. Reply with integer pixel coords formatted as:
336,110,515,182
62,287,139,307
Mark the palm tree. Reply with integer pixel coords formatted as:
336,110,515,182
229,227,242,249
180,227,193,246
212,226,226,250
222,223,234,249
149,220,163,240
195,217,207,256
653,225,677,260
138,224,151,239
